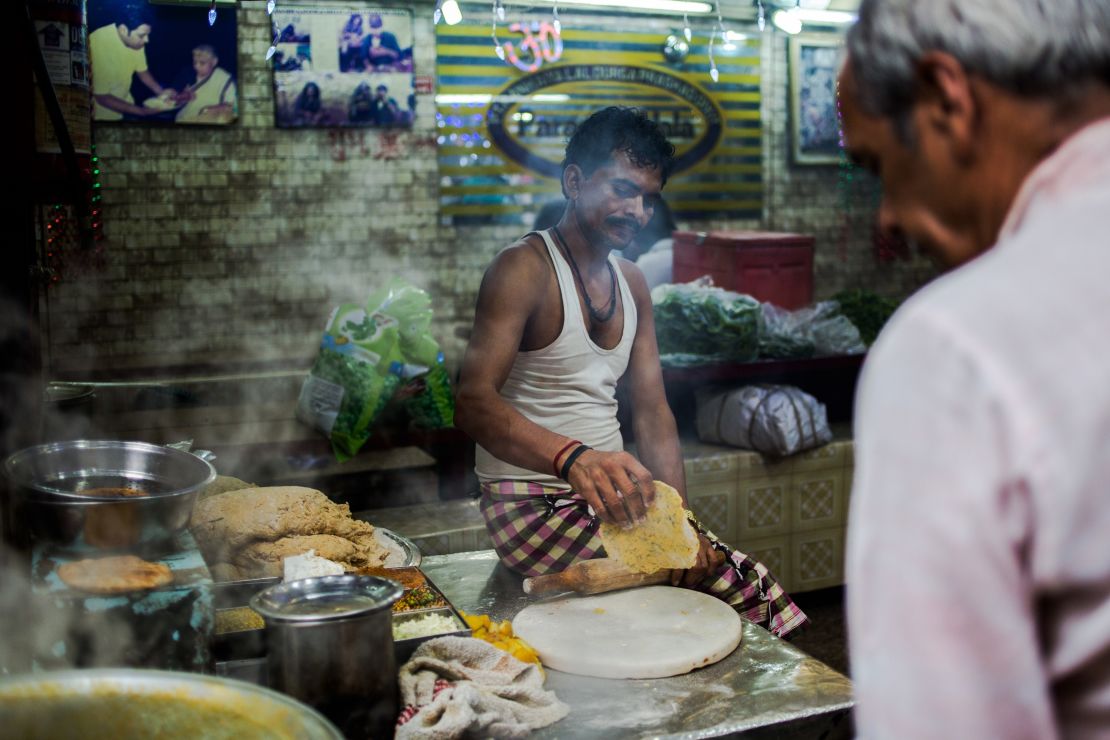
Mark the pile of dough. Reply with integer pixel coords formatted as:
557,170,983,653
190,486,388,580
597,481,698,573
199,475,256,502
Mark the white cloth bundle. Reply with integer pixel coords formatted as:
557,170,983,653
395,636,569,739
696,384,832,456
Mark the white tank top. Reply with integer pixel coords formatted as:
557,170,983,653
475,229,638,488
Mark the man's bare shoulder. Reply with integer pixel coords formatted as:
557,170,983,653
486,233,552,282
616,257,652,302
494,233,550,268
476,233,553,318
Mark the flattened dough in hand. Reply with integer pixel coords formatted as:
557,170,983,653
598,481,698,574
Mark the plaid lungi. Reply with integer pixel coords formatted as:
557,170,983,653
480,479,809,639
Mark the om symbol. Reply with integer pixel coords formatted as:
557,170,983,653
503,21,563,73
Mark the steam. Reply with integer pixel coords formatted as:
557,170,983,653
0,542,140,675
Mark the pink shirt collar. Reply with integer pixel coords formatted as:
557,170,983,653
999,116,1110,241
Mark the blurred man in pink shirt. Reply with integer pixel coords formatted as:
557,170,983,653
841,1,1110,737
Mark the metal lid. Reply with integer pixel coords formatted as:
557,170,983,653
250,575,402,623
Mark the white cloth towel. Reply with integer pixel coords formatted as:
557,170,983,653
395,636,569,739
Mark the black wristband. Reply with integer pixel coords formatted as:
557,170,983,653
559,444,590,481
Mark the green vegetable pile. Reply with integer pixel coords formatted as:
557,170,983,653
831,289,900,346
651,283,762,363
652,283,879,365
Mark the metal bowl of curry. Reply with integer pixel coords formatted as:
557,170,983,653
0,668,342,739
4,439,216,552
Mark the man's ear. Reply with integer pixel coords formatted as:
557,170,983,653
563,164,584,200
914,51,979,163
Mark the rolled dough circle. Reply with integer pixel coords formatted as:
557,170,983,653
512,585,742,679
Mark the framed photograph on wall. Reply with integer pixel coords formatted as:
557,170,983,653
789,35,844,165
271,6,415,129
87,0,238,125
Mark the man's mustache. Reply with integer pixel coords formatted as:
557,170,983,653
606,217,640,233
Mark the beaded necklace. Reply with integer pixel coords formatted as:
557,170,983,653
552,225,617,323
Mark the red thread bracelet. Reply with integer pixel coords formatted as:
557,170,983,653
552,439,581,477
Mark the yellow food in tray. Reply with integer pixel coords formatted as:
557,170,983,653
462,611,542,671
215,606,265,634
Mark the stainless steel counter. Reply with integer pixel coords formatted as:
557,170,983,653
421,551,854,739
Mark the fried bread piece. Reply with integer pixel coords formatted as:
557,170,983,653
58,555,174,594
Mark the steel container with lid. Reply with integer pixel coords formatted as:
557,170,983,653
251,575,403,740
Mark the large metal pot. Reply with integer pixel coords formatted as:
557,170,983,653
3,440,216,552
0,668,342,739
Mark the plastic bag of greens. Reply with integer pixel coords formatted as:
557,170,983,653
401,351,455,429
375,279,455,429
298,279,455,458
297,300,406,461
377,278,437,366
758,303,817,359
651,281,762,364
811,310,866,356
758,301,866,359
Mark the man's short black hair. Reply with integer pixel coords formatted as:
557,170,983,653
561,107,676,196
114,1,154,30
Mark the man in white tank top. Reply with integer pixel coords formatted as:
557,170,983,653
455,108,806,638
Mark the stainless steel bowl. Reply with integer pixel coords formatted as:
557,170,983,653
3,440,216,552
251,575,403,739
0,668,342,739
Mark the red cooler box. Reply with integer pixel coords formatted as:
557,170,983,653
672,231,814,309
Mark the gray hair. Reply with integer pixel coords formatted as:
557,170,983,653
847,0,1110,126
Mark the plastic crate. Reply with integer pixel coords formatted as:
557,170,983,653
673,230,814,309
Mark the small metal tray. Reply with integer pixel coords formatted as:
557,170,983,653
392,605,470,665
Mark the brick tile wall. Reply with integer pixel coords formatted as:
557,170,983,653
42,4,933,379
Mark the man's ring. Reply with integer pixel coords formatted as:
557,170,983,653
616,490,624,499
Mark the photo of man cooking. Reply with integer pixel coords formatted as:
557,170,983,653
454,106,807,640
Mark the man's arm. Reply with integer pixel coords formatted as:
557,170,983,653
455,240,578,474
619,261,717,583
455,240,653,526
619,261,684,497
136,69,169,97
847,309,1054,738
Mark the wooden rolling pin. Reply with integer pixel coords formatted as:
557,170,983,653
523,558,670,596
522,550,729,597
